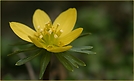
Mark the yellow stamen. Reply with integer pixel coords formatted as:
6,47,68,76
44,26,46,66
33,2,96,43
57,23,60,27
56,29,63,37
39,35,43,39
48,29,52,34
47,45,53,49
34,33,37,36
40,29,43,32
60,29,63,33
54,34,58,38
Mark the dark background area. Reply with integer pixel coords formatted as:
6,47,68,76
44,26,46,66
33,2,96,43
1,1,133,80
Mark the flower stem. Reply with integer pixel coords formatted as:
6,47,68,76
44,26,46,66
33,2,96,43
17,53,36,79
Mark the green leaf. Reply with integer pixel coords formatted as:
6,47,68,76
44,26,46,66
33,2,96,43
61,53,79,68
7,46,38,56
78,33,91,39
79,46,93,50
69,46,96,54
39,51,51,79
70,46,93,50
15,50,42,66
55,53,73,72
62,53,86,67
72,50,96,54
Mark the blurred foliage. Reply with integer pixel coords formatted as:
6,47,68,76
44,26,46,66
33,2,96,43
1,1,133,80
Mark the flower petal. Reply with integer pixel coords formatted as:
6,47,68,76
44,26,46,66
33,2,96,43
53,8,77,37
47,46,72,53
33,9,51,31
59,28,83,46
9,22,36,42
28,36,44,48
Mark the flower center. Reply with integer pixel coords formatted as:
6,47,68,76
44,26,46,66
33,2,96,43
34,21,63,48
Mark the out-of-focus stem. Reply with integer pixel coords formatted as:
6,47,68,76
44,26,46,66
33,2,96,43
18,53,36,79
42,62,50,80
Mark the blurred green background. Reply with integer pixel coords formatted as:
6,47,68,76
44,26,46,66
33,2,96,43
1,1,133,80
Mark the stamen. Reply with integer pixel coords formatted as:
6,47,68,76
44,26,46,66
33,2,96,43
48,29,52,34
54,26,58,32
35,21,61,48
40,29,43,32
34,33,39,37
45,21,51,27
60,29,63,33
58,42,64,46
45,21,50,24
57,23,60,27
54,23,60,32
48,23,50,26
56,29,63,37
39,35,43,39
47,45,53,48
54,34,58,38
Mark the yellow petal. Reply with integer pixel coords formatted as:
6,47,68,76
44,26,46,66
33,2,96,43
53,8,77,37
9,22,36,42
33,9,51,31
47,46,72,53
59,28,83,46
28,36,44,48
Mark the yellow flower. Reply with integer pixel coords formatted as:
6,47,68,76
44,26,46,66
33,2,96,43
9,8,83,53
